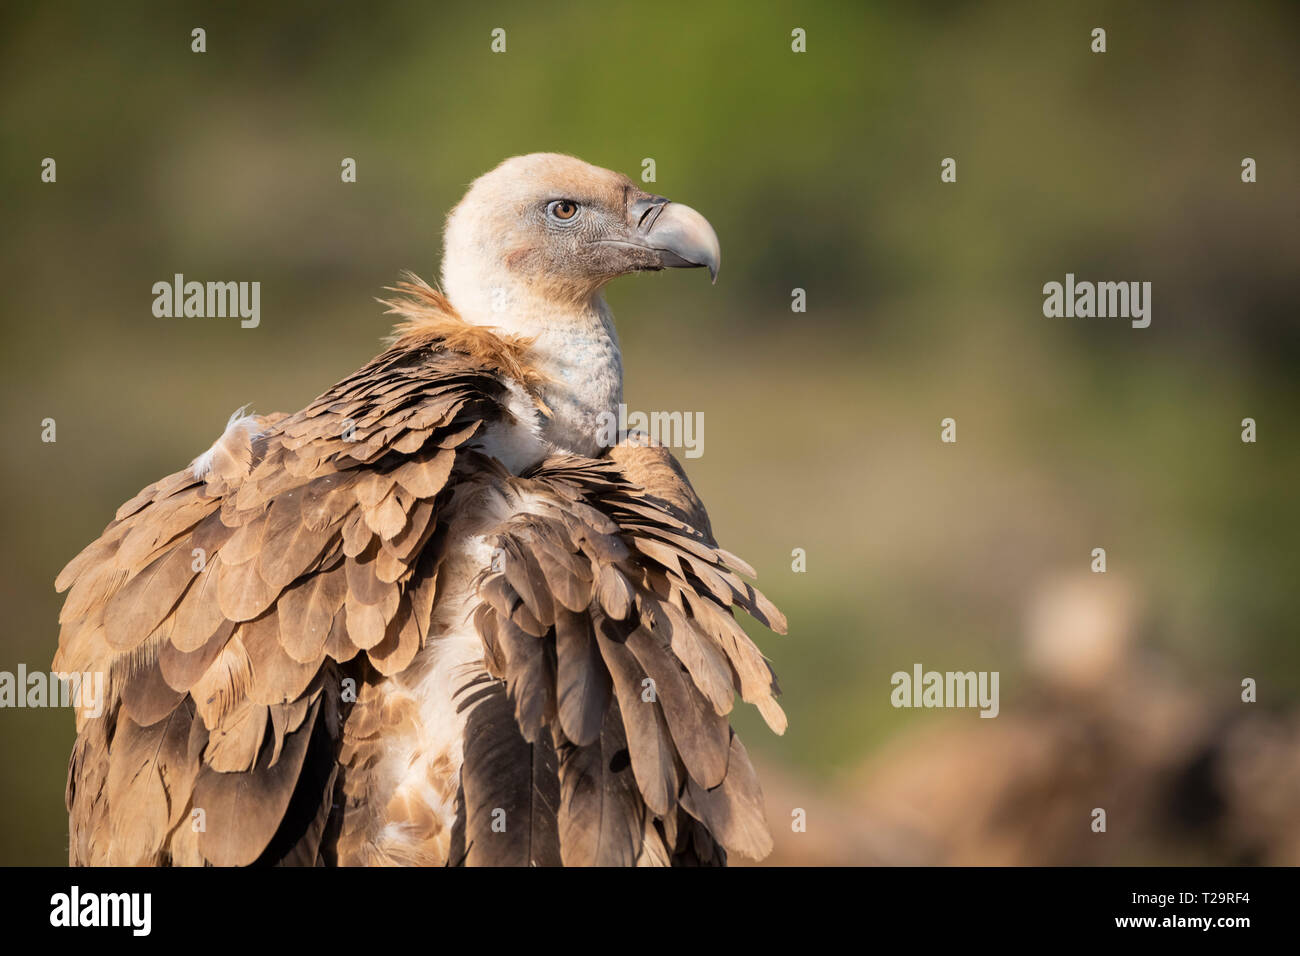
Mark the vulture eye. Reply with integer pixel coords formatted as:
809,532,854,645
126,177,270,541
547,199,580,222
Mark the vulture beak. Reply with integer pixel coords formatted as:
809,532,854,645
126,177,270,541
623,194,722,283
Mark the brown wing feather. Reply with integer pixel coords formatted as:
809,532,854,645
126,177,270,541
555,700,644,866
54,335,524,866
54,301,784,867
468,448,785,864
448,672,562,867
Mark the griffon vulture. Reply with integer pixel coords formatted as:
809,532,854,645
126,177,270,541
53,153,786,866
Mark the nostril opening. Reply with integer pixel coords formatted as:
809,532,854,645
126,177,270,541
635,200,667,232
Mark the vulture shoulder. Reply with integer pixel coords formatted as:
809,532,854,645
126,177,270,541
53,279,786,867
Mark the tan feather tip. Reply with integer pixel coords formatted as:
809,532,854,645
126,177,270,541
756,696,788,736
716,548,757,579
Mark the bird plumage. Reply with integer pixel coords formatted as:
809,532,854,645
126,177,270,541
54,154,781,866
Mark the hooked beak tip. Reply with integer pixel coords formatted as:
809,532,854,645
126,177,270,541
639,200,721,284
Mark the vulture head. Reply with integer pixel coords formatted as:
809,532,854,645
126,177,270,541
441,153,721,324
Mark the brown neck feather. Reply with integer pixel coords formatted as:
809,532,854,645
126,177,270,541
378,272,550,394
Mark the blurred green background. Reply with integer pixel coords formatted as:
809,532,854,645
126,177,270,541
2,0,1297,865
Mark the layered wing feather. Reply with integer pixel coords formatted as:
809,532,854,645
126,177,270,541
457,448,787,865
55,283,787,867
54,337,530,866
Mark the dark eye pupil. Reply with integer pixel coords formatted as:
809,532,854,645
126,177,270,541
554,201,575,219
